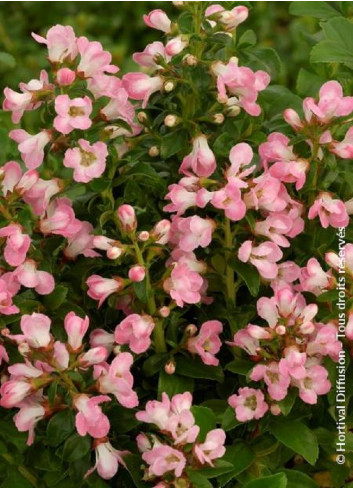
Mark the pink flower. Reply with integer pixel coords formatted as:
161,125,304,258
300,258,332,296
251,362,290,401
0,161,22,195
133,41,169,69
279,347,307,380
74,394,110,438
308,192,349,228
0,345,9,365
15,259,55,295
187,320,223,366
77,37,118,77
164,176,211,215
163,261,204,307
165,36,188,56
92,235,123,260
213,58,270,116
228,387,268,422
206,5,248,31
225,142,255,182
0,223,30,266
143,446,186,478
32,25,78,63
63,139,108,183
238,240,283,280
117,204,137,233
179,135,216,178
64,221,99,260
86,275,123,307
90,329,115,352
143,9,172,33
171,216,215,252
9,130,51,171
254,213,294,248
136,392,171,430
97,352,139,408
0,380,33,408
64,312,89,351
122,73,163,108
194,429,226,466
86,441,128,480
54,95,92,134
307,323,342,361
330,126,353,159
244,173,289,212
14,396,45,446
294,364,331,404
23,177,61,216
79,347,108,366
211,179,246,221
0,278,19,315
53,341,69,369
19,313,51,348
227,327,260,356
115,314,155,354
40,198,82,238
304,80,353,124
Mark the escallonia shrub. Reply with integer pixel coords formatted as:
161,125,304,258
0,2,352,488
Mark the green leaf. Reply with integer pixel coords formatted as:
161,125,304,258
175,356,224,382
191,459,234,479
243,47,281,79
142,353,169,376
217,443,255,486
43,286,69,311
158,370,194,398
282,469,319,488
296,69,326,98
0,52,16,71
108,405,141,433
245,472,287,488
277,388,297,416
290,1,341,19
238,29,257,47
187,469,213,488
230,259,260,297
124,454,149,488
47,410,75,447
269,419,319,465
221,406,240,431
311,17,353,69
160,129,188,159
190,406,216,441
226,358,254,376
62,433,90,462
133,278,148,303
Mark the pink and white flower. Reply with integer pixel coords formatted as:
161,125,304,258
64,312,89,351
187,320,223,366
308,193,349,228
32,25,78,63
77,37,118,77
143,9,172,33
114,314,155,354
238,240,283,280
86,275,123,307
228,387,269,422
194,429,226,466
122,73,163,108
9,130,51,170
179,135,216,178
54,95,92,134
63,139,108,183
74,394,111,438
0,223,30,267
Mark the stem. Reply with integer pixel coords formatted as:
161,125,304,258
309,140,320,206
133,242,167,353
224,218,236,306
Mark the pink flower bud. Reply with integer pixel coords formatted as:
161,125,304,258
80,346,108,366
56,68,76,86
117,205,137,233
185,324,198,336
164,360,176,375
64,311,89,351
107,246,123,260
128,265,146,282
138,231,150,241
275,325,286,336
159,306,170,318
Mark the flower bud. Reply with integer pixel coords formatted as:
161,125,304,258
159,306,170,318
137,111,148,123
275,325,286,336
213,113,225,124
117,205,137,233
164,360,176,375
128,265,146,282
138,231,150,242
185,324,197,336
270,404,281,416
283,108,303,131
151,219,171,244
107,246,123,260
164,114,179,127
56,67,76,86
149,146,159,157
113,345,122,355
226,105,241,117
184,54,197,66
164,81,175,92
18,342,31,356
173,1,184,7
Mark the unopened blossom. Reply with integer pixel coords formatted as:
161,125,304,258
143,9,172,33
114,314,155,354
0,223,30,267
54,95,92,134
9,129,51,170
0,344,9,365
308,193,349,228
117,204,137,233
13,395,45,446
151,219,172,244
225,142,255,181
206,4,248,31
143,445,186,478
238,240,283,280
86,441,128,480
56,67,76,86
0,380,34,409
128,265,146,283
74,394,110,438
77,37,118,77
79,346,108,366
122,73,163,108
64,139,108,183
19,312,51,348
15,259,55,295
53,341,69,370
227,327,260,357
32,25,78,63
228,387,268,422
194,429,226,466
92,235,124,260
97,352,139,408
39,198,82,238
187,320,223,366
0,161,22,195
165,36,188,56
64,312,89,351
325,243,353,277
179,135,216,178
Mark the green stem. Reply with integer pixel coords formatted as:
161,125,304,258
133,242,167,353
224,218,236,306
